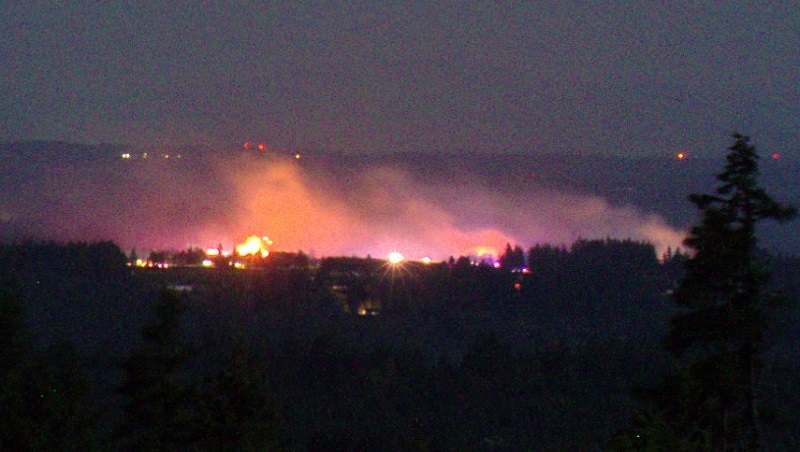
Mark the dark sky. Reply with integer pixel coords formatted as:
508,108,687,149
3,2,799,156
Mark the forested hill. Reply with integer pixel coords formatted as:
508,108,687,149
1,240,798,449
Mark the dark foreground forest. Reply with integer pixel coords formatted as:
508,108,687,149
1,236,799,450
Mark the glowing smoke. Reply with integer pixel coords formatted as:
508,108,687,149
213,155,684,259
1,150,686,259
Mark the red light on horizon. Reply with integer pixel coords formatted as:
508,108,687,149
243,142,251,150
772,153,781,159
258,143,266,151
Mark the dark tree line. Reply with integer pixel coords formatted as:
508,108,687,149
1,134,798,450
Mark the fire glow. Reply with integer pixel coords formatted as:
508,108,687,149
211,157,684,260
8,152,686,260
235,235,272,258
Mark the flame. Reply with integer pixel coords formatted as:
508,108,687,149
236,235,272,257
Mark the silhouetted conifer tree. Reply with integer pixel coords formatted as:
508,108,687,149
200,342,282,450
114,289,203,451
614,133,796,450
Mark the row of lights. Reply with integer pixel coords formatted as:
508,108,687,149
121,152,182,159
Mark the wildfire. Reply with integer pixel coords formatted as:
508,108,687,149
236,235,273,258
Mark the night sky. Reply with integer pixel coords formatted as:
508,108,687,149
2,2,799,258
4,2,799,156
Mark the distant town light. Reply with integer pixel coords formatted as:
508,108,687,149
420,256,432,264
772,153,781,159
388,252,404,264
677,152,685,160
121,153,131,159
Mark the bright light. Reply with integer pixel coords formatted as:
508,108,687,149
202,259,214,267
236,235,272,257
773,153,781,159
121,153,131,159
388,252,404,264
258,143,266,151
420,256,432,264
295,153,302,159
206,248,220,256
677,152,686,160
474,246,498,258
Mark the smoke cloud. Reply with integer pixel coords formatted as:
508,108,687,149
205,154,685,259
1,151,685,259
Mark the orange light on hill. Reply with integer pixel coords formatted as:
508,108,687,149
236,235,272,257
677,152,685,160
258,143,266,151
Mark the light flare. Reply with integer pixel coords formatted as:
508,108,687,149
388,252,404,264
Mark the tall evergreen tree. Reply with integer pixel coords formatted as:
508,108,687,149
114,289,203,451
200,341,283,450
614,134,796,450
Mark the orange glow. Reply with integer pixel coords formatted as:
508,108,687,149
258,143,266,151
473,246,498,258
236,235,272,257
677,152,685,160
207,157,683,262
